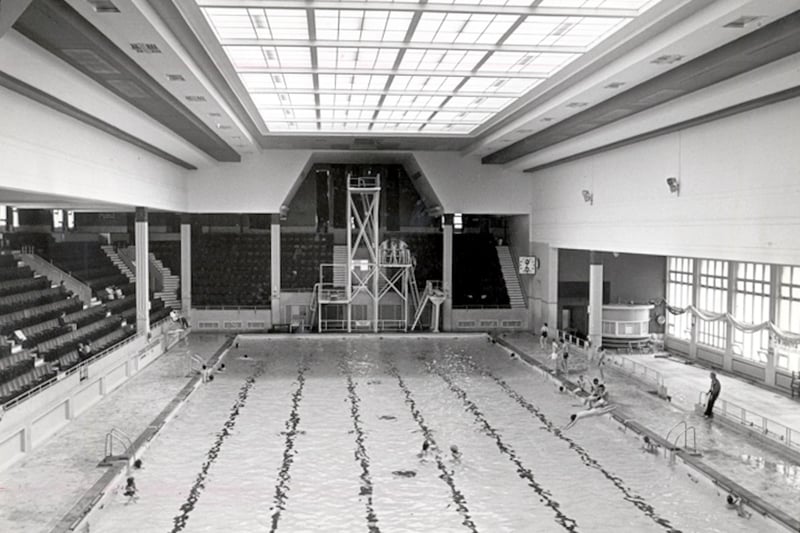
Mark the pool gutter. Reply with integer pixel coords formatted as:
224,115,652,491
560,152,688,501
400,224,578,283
51,335,235,533
493,334,800,533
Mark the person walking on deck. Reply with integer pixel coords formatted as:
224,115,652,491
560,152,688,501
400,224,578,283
704,372,721,418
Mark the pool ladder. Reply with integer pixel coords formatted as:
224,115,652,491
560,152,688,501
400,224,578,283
665,421,701,457
100,427,133,465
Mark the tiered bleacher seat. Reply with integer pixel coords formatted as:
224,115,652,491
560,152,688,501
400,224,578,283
150,241,180,274
0,365,56,404
281,233,333,290
192,234,270,306
453,234,510,308
386,233,443,288
45,242,129,296
37,315,123,362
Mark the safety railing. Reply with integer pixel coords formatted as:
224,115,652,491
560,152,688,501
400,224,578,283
699,392,800,454
192,305,271,310
556,329,669,398
1,332,143,411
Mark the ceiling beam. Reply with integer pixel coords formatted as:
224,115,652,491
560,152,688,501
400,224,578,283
218,39,585,54
196,0,639,18
247,88,521,98
235,67,546,79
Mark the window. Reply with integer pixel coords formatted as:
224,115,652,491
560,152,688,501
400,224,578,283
453,213,463,232
53,209,64,230
777,266,800,371
0,205,6,228
666,257,693,341
697,259,728,350
11,207,19,229
733,262,769,363
67,211,75,230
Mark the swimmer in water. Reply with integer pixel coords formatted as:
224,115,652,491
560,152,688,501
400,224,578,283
418,440,431,459
562,405,616,430
641,436,658,454
450,445,462,463
726,494,751,518
123,476,138,503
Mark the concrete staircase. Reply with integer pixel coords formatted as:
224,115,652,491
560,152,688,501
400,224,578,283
332,245,347,287
101,245,135,283
496,246,526,309
150,254,180,310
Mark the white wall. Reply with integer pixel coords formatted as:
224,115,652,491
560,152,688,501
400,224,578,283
529,96,800,266
187,150,532,215
0,86,188,211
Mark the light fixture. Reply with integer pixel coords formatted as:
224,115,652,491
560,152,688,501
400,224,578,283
666,177,680,195
581,190,593,205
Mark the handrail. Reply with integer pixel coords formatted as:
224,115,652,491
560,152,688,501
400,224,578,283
505,243,529,305
666,420,698,454
18,252,93,304
698,392,800,454
557,328,669,398
192,305,271,310
0,332,144,411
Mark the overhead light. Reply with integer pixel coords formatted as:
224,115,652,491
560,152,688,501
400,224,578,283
566,102,588,109
651,54,685,65
604,81,626,89
185,95,206,102
541,117,554,122
216,124,232,130
166,74,185,82
581,190,593,205
724,16,763,29
209,112,222,117
666,177,680,196
129,43,161,54
87,0,119,13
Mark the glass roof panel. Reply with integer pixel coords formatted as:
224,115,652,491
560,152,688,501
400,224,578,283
197,0,661,134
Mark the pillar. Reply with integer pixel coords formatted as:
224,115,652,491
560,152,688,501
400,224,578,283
588,251,603,349
180,215,192,318
545,246,559,333
723,262,736,372
135,207,150,334
442,214,454,332
689,258,700,360
765,264,780,386
270,214,281,326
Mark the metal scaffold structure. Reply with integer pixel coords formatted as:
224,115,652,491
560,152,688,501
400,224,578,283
312,173,443,333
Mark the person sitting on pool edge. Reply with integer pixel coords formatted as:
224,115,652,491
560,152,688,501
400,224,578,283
562,405,616,430
584,384,609,408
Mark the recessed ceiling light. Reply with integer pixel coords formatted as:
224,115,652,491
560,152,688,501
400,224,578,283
604,81,626,89
541,117,554,122
651,54,685,65
724,16,763,28
209,112,222,117
185,95,206,102
566,102,588,109
166,74,185,82
87,0,119,13
216,124,232,130
130,43,161,54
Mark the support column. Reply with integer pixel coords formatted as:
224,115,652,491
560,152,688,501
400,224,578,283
135,207,150,334
270,214,281,326
442,214,454,332
723,262,736,372
588,251,603,349
689,258,700,361
180,215,191,318
765,264,780,386
545,246,559,333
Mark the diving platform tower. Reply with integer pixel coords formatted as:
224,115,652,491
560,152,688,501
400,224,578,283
314,174,438,332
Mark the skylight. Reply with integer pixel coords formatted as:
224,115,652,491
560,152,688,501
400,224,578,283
197,0,662,134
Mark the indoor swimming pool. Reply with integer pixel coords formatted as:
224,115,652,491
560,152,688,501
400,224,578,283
87,335,782,533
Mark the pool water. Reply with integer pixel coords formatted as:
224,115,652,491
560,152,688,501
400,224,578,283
89,336,783,533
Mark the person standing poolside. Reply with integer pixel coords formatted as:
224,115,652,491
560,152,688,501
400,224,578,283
704,372,721,418
596,346,607,381
539,323,549,349
551,341,559,374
